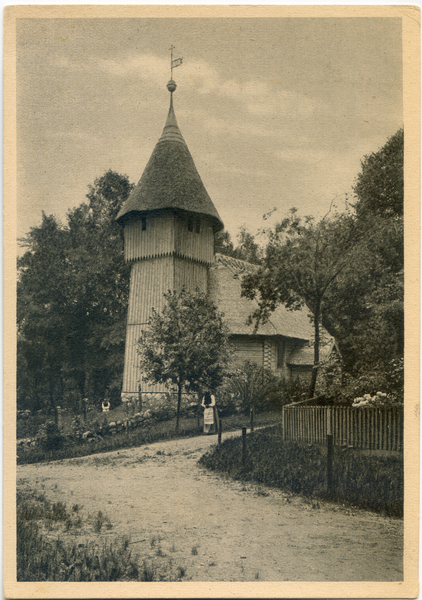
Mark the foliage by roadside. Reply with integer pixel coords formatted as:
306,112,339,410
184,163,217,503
17,411,282,466
17,490,152,581
216,360,308,414
198,426,403,517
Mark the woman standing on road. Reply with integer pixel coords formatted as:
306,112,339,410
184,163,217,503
201,392,219,434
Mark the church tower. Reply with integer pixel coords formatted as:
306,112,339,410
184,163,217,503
116,79,224,401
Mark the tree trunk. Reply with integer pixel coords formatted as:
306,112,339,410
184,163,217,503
176,384,182,433
309,302,320,398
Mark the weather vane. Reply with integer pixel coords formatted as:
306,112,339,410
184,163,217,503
170,45,183,79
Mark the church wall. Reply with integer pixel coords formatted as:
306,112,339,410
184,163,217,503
123,254,209,396
231,335,264,368
174,257,208,294
174,214,214,265
122,324,170,394
124,211,175,262
127,256,175,325
124,212,215,265
123,256,175,395
270,337,298,380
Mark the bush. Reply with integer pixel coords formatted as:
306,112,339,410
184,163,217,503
17,410,281,466
276,377,309,406
318,356,404,407
199,427,403,517
218,361,286,414
37,420,67,451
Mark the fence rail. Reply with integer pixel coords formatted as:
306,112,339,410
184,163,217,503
282,406,403,451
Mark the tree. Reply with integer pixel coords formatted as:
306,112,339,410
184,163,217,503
242,209,360,398
214,227,262,264
17,170,133,411
242,129,404,400
324,129,404,375
138,289,232,431
353,129,403,219
214,230,235,257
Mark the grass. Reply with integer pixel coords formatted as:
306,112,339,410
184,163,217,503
198,425,403,517
17,491,145,581
17,410,282,466
177,565,186,578
93,510,112,533
17,488,202,582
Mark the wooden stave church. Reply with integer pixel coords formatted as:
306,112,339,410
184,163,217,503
116,79,319,403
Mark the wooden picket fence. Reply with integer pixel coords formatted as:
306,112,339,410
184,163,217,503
282,405,403,451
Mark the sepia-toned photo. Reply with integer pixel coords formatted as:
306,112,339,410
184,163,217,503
4,5,420,599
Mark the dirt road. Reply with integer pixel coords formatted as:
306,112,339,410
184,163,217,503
17,432,403,581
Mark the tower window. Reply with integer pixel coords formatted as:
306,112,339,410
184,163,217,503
187,217,193,232
141,217,147,231
195,219,201,234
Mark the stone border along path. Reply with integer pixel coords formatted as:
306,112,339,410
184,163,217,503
17,430,403,582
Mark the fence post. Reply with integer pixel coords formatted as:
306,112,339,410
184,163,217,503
197,402,201,432
242,426,247,465
326,407,333,493
218,419,222,447
83,398,88,422
55,406,62,431
281,406,285,439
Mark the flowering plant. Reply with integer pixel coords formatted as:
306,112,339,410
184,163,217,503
352,391,389,408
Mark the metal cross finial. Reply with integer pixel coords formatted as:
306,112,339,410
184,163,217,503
170,45,175,78
169,45,183,79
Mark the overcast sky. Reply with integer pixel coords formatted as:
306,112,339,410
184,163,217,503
17,17,403,247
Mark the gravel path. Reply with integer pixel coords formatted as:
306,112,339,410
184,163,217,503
17,432,403,582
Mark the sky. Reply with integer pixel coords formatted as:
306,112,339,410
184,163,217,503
16,17,403,248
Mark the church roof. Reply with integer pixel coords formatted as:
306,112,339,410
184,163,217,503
209,254,314,341
116,83,224,232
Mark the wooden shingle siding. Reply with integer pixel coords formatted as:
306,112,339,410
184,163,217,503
124,212,214,265
174,257,208,294
123,228,212,393
123,256,174,394
124,212,175,262
122,324,167,394
231,336,264,367
122,325,140,393
127,257,174,325
174,215,214,265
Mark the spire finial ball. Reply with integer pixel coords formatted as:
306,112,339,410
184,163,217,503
167,79,177,93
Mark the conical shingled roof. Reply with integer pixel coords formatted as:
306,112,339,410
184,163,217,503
116,87,224,232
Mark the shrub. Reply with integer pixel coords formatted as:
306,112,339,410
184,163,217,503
36,420,67,451
17,494,146,581
17,411,281,466
219,361,286,414
199,427,403,517
318,356,404,407
70,415,85,439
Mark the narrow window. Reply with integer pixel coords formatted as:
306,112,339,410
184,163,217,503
195,219,201,234
187,217,193,232
141,217,147,231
